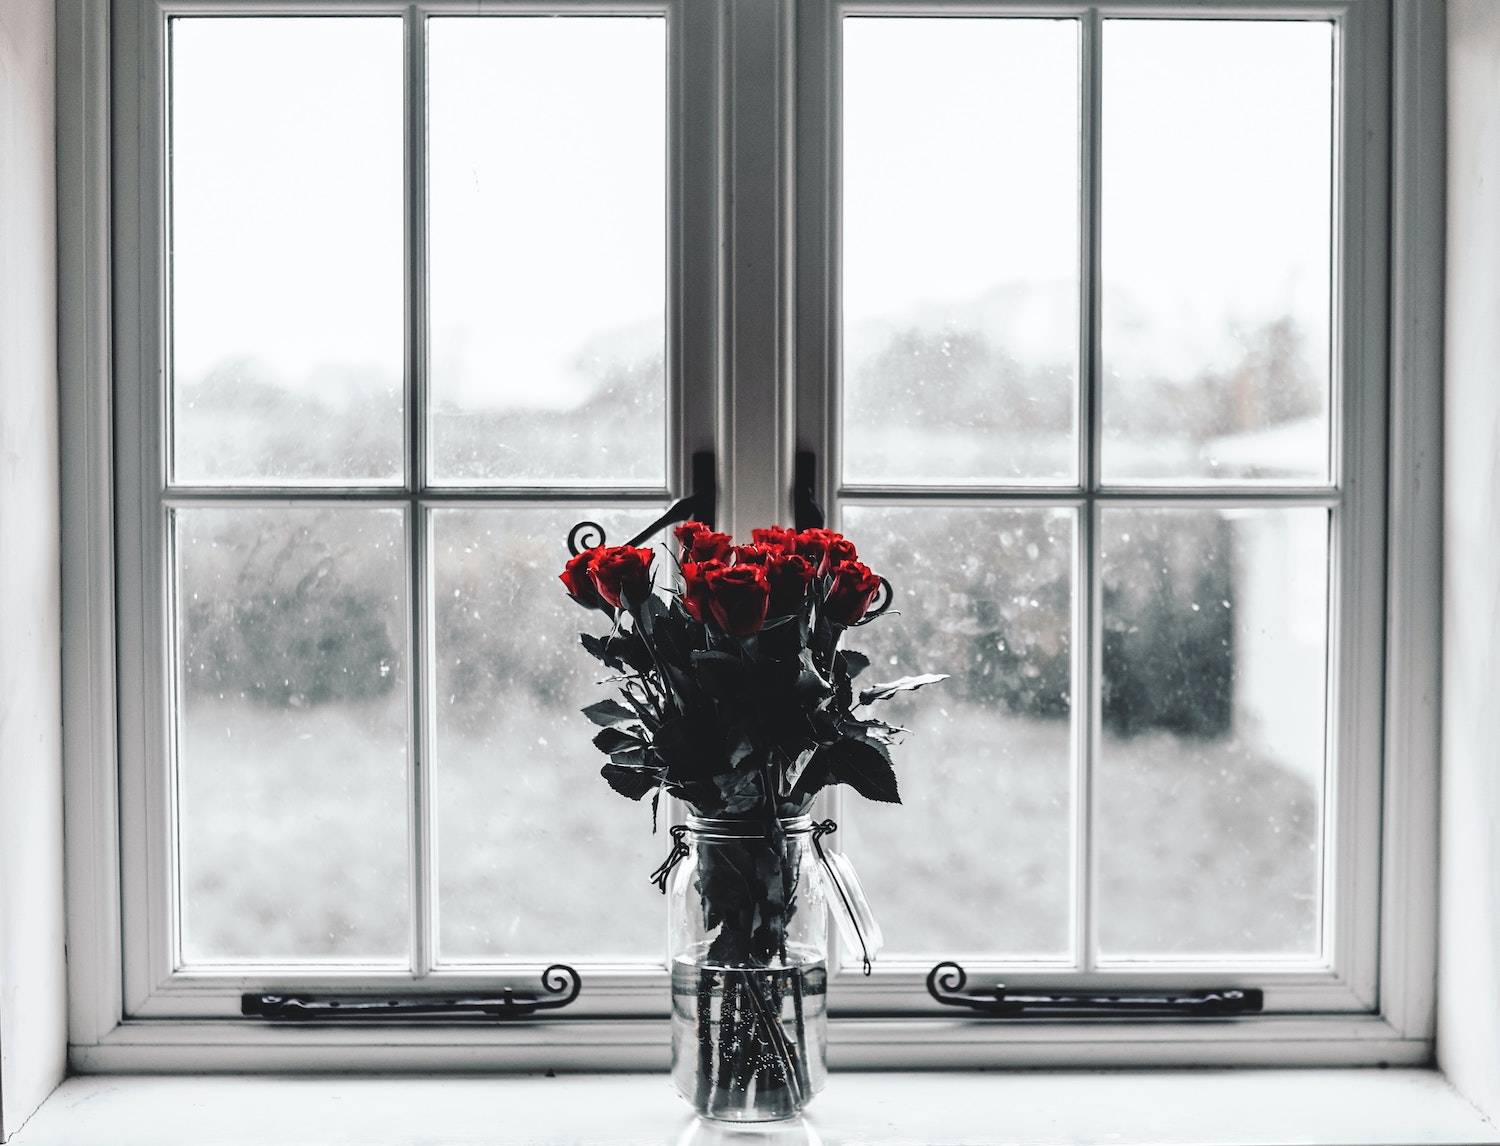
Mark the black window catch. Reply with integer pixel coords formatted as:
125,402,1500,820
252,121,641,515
568,450,716,555
241,964,581,1022
926,961,1263,1019
793,449,825,530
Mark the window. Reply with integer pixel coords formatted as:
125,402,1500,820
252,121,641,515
80,0,1429,1068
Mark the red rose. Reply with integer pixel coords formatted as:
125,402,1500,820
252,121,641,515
766,552,815,616
823,559,882,626
751,526,799,555
588,545,655,609
560,549,608,611
825,536,858,572
680,559,725,623
730,544,772,565
795,527,858,575
675,520,732,563
674,520,709,552
705,564,771,637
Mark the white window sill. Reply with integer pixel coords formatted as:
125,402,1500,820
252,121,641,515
8,1069,1495,1145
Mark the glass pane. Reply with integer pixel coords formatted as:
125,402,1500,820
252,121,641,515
175,507,409,964
839,507,1074,960
842,18,1081,486
1097,507,1328,958
169,18,404,485
1101,20,1334,484
431,508,669,962
427,18,667,487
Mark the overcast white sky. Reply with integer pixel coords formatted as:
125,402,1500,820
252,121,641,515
171,15,1332,410
844,16,1333,382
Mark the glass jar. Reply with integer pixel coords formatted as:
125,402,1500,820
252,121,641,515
667,815,830,1122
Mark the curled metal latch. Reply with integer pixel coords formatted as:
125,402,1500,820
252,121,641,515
926,961,1263,1018
569,451,716,556
242,964,582,1021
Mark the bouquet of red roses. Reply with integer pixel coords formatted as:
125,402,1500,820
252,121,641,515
560,521,945,826
561,521,942,1119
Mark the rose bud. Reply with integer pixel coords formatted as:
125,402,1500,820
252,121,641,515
560,549,608,611
730,544,772,565
766,552,815,616
674,520,710,555
705,563,771,638
680,559,725,623
751,526,799,555
823,559,882,626
795,527,857,576
675,521,732,563
588,545,656,609
826,534,858,567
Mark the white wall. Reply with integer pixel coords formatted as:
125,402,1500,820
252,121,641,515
0,0,67,1139
1440,0,1500,1125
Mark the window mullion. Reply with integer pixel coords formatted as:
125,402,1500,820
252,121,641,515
722,0,795,536
404,6,433,977
1077,4,1103,976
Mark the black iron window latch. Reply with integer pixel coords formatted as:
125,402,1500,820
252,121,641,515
793,449,825,531
926,962,1264,1019
242,965,582,1022
568,450,717,556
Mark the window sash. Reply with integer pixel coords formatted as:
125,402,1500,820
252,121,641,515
112,0,718,1018
794,0,1390,1013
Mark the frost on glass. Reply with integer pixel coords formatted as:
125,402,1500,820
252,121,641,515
1097,508,1328,958
430,509,668,962
174,507,410,964
842,18,1080,486
169,19,404,485
838,507,1074,959
427,19,667,487
1101,21,1334,484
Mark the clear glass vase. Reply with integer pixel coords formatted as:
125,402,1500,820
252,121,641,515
667,815,830,1122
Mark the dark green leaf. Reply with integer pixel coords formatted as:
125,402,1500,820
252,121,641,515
828,737,901,803
795,649,834,701
592,726,644,755
610,630,657,674
858,718,907,745
634,593,667,638
712,769,763,815
784,744,819,793
580,632,623,670
692,650,745,700
726,727,757,769
610,745,649,768
581,698,636,728
858,673,949,706
600,763,660,800
841,650,871,680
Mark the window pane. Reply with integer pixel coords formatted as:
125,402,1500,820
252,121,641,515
427,18,668,487
842,18,1081,486
1096,507,1328,958
1101,20,1334,484
430,508,668,962
174,507,410,964
839,507,1074,960
169,18,404,486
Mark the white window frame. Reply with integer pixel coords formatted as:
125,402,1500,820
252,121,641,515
58,0,1442,1071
